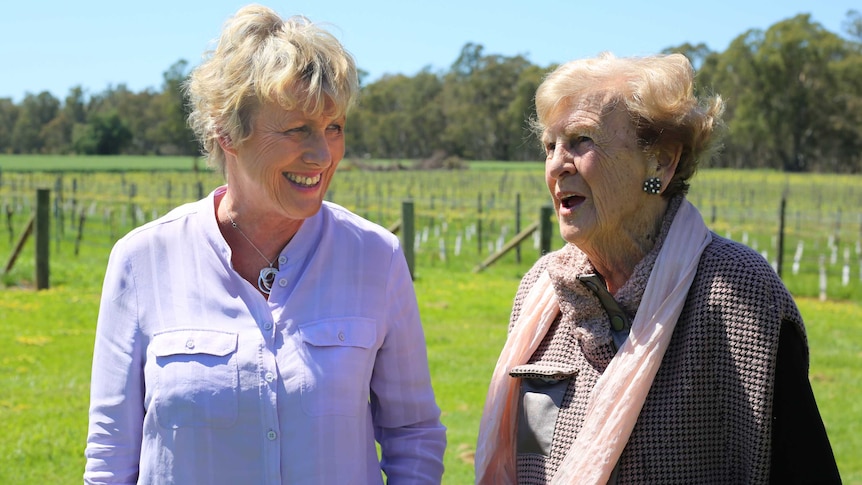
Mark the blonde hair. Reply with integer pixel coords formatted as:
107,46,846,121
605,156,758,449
534,52,724,198
185,4,359,174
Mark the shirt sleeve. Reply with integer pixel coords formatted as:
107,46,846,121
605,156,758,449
370,243,447,484
770,319,841,484
84,240,144,485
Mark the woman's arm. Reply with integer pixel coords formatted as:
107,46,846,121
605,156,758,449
84,242,144,485
371,246,446,484
770,319,841,484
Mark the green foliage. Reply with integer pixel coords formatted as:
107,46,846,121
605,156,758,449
72,111,132,155
0,98,19,153
11,92,59,154
699,14,862,172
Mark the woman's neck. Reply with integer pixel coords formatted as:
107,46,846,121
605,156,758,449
582,202,667,295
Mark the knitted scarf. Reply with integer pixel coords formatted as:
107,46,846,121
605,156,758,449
475,199,712,484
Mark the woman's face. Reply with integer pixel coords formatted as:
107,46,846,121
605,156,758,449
543,92,656,252
227,100,346,221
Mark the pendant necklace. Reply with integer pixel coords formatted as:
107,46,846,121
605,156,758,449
226,213,278,295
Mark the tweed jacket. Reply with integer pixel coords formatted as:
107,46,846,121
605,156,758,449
510,198,840,484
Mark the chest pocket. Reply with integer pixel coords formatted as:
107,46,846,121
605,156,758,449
299,318,377,417
510,364,577,457
150,329,239,429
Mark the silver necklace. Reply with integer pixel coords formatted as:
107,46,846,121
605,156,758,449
226,213,278,295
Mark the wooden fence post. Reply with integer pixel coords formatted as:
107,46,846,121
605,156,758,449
473,220,540,273
777,194,786,278
35,188,50,290
5,204,12,244
515,193,522,264
540,205,554,255
401,200,415,280
2,215,34,275
74,209,86,257
477,193,483,256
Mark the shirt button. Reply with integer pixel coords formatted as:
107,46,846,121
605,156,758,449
278,278,288,287
185,339,195,349
338,331,345,342
278,255,287,265
263,322,273,331
264,372,275,383
267,430,277,441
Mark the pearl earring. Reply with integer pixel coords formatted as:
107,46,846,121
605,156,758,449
643,177,662,194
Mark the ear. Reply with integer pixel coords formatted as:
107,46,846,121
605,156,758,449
217,132,237,157
657,144,682,193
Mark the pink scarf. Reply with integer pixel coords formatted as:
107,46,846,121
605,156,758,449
475,200,712,484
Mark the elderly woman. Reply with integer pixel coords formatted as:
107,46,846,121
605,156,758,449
475,53,839,484
84,5,445,484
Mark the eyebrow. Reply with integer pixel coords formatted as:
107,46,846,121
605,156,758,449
543,117,601,143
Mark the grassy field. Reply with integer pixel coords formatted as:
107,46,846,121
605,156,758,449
0,154,205,172
1,156,861,483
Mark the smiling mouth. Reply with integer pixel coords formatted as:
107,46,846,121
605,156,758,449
284,172,321,187
560,195,585,209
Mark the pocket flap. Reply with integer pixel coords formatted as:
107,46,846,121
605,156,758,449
509,363,577,381
152,329,238,357
299,318,376,348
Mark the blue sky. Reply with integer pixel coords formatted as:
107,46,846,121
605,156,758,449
1,0,857,102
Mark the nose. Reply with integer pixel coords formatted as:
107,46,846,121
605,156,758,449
546,142,576,179
302,131,332,167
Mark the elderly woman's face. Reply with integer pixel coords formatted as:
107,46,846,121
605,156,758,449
229,100,345,220
543,92,654,249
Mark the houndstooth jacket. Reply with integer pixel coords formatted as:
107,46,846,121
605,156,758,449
509,197,840,484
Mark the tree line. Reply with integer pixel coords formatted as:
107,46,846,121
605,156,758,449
1,11,860,173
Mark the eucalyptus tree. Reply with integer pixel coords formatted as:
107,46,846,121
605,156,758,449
11,91,59,153
440,43,537,161
350,70,444,160
153,59,197,155
0,98,20,154
708,15,855,172
41,86,88,154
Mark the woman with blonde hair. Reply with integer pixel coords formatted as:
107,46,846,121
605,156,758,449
84,5,445,483
476,53,839,484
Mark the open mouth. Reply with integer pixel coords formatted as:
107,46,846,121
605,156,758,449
284,172,322,188
560,194,585,209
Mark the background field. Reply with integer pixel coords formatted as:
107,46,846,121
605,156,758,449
1,156,860,483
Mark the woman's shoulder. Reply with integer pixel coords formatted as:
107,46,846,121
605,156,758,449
114,198,208,251
319,201,400,247
519,251,557,291
691,233,801,323
698,233,778,278
509,250,562,328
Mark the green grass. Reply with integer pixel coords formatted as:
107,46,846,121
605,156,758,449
0,287,99,483
0,154,205,172
799,297,862,484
